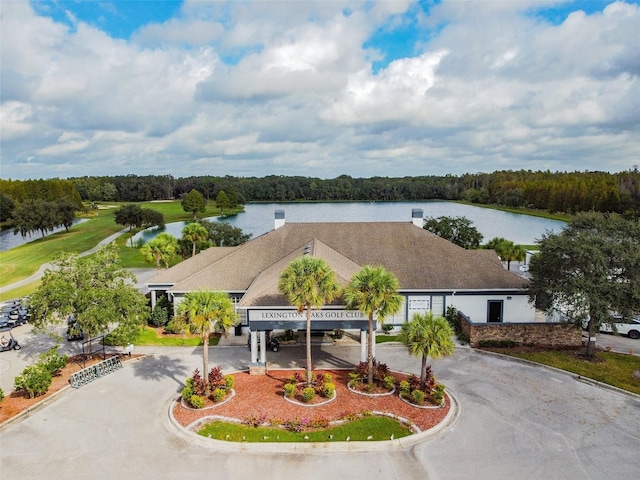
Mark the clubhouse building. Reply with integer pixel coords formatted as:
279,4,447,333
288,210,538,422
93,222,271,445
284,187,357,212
146,209,535,364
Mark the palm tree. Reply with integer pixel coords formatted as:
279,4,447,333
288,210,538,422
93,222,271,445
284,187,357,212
278,256,340,385
398,312,455,390
181,222,209,257
176,290,238,386
501,242,526,270
141,233,178,271
485,237,526,270
343,265,402,385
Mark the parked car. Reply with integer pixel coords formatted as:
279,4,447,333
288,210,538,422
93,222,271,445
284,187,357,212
66,316,85,341
599,316,640,340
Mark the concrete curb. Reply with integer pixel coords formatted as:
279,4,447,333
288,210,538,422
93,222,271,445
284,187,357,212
165,370,461,452
473,348,640,402
0,355,145,431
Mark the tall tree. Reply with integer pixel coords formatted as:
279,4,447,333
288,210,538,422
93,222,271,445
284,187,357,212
423,216,483,249
181,222,210,257
141,233,178,271
398,312,455,390
215,190,231,215
199,219,251,247
26,244,149,347
485,237,526,270
528,212,640,358
278,256,341,385
114,204,145,231
343,265,402,385
0,193,15,222
175,290,238,386
181,189,206,219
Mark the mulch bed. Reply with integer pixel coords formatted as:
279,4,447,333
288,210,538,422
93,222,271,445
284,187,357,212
172,369,450,432
0,354,142,424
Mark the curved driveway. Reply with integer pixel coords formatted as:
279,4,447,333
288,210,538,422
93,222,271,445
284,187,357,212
1,344,639,480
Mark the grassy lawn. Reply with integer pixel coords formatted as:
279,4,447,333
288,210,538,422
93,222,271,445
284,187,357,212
0,209,122,287
132,326,221,347
0,200,243,288
376,335,401,344
454,200,571,222
197,415,413,442
489,348,640,395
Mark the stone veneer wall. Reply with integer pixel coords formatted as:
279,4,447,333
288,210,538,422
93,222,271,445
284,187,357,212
458,312,582,348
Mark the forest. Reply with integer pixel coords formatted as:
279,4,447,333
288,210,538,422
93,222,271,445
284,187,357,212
1,169,639,222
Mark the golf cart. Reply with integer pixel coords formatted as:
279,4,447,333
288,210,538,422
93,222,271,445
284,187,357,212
0,325,21,352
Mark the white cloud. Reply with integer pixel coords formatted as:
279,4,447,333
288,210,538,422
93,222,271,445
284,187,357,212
0,0,638,180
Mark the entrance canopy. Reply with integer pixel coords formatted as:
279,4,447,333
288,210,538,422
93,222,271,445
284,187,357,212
246,309,373,331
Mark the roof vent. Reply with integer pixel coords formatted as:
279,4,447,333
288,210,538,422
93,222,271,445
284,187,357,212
412,208,424,228
303,244,312,255
274,210,285,229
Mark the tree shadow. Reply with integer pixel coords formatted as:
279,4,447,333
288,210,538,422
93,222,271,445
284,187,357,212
130,355,190,391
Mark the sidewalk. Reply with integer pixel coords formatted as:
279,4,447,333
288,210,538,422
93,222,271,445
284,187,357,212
0,228,129,295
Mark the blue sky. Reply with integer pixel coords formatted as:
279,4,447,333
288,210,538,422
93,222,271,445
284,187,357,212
2,1,639,180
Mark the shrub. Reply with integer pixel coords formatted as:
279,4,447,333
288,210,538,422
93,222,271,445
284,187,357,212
381,323,394,334
283,329,296,341
283,418,303,432
399,380,410,398
284,383,297,398
0,387,4,402
411,389,425,405
323,382,335,398
189,395,205,409
243,412,268,428
383,375,396,390
212,387,226,403
332,328,344,339
347,371,361,388
302,387,315,403
181,381,194,402
38,347,67,376
478,339,518,348
432,383,445,404
14,364,53,398
150,305,169,327
309,415,329,429
208,366,224,388
164,319,182,334
224,374,235,390
190,369,207,396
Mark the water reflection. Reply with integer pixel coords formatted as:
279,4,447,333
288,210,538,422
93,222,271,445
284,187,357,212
131,201,565,246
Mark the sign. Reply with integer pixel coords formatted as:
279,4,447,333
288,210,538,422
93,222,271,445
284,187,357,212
250,310,368,321
247,309,371,330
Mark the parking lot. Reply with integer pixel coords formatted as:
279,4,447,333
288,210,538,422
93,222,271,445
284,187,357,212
1,337,639,480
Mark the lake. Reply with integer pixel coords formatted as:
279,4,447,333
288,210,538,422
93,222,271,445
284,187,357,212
0,219,89,252
131,201,565,246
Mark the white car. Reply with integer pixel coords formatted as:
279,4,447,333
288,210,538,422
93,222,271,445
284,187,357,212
599,317,640,340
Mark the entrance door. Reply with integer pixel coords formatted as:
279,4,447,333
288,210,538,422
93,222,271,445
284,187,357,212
487,300,503,323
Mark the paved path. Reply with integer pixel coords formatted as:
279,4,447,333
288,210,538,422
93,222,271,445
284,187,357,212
1,344,639,480
0,228,130,294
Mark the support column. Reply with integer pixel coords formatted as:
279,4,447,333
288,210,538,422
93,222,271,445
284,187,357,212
250,331,258,364
372,329,376,360
259,331,267,364
150,291,157,310
360,330,367,363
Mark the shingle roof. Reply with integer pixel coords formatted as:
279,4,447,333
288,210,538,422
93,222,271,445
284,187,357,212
150,221,527,299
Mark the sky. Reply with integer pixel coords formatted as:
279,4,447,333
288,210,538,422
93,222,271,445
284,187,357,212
1,1,639,181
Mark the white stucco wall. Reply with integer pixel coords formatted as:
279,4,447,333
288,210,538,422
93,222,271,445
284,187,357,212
447,293,535,323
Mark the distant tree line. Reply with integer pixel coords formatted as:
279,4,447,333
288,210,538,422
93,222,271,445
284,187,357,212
2,169,639,223
62,169,639,217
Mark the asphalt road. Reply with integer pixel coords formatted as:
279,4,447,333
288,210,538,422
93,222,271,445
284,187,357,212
1,342,639,480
